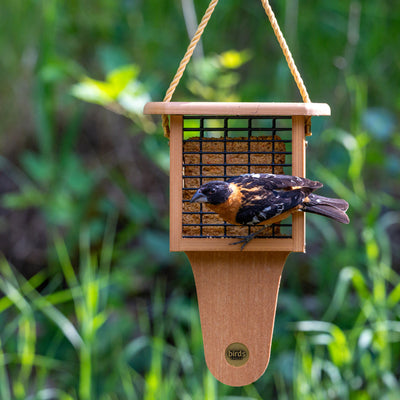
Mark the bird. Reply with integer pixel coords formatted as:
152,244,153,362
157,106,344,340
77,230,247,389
190,173,349,249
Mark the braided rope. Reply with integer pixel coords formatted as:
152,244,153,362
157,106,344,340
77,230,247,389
162,0,220,137
161,0,310,138
260,0,310,103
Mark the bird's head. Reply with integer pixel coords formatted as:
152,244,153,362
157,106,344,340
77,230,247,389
190,181,232,205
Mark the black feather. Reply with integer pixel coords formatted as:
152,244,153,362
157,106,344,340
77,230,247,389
307,194,349,211
303,203,350,224
235,189,305,225
228,173,322,192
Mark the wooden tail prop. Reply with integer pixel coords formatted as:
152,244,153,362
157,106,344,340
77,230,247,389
186,251,289,386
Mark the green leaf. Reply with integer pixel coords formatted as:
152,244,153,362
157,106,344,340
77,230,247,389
328,325,351,367
39,56,83,83
92,312,108,332
106,65,139,91
71,65,147,115
216,72,240,89
20,152,54,184
219,49,252,69
71,78,114,105
388,282,400,307
1,187,45,209
117,81,151,115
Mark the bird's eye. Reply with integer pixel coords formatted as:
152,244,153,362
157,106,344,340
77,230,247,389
209,188,216,194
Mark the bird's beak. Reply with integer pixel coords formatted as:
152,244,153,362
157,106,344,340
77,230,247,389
190,189,208,203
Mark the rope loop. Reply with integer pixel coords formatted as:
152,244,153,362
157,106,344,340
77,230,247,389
162,0,310,138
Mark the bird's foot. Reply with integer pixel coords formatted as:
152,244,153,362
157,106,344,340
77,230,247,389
229,225,269,250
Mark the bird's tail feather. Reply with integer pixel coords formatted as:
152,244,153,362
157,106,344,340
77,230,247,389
308,194,349,211
304,194,350,224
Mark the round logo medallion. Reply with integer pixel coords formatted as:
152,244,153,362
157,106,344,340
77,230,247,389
225,342,249,367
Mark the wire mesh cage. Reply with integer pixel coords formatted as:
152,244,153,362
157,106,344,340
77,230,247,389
143,102,331,252
182,115,293,240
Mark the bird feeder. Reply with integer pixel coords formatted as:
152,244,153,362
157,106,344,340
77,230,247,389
144,0,331,387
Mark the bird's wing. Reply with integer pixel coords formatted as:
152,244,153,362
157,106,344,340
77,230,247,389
227,173,322,191
229,174,320,226
234,186,305,225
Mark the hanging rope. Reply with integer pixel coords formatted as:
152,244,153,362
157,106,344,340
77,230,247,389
162,0,310,138
162,0,220,137
259,0,310,104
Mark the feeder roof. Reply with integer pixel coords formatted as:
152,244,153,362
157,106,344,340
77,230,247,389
143,102,331,117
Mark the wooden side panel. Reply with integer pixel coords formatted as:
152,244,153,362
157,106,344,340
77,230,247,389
291,116,306,181
169,115,183,251
187,251,289,386
291,116,306,253
175,238,295,252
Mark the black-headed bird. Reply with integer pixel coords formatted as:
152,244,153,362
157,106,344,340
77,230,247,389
190,173,349,249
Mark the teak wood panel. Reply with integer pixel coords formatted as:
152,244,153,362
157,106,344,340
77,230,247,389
291,115,306,252
144,101,331,116
169,115,184,251
169,114,306,252
187,251,288,386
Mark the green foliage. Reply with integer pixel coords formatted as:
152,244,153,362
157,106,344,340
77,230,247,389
1,152,96,227
287,73,400,399
71,65,156,133
186,49,252,102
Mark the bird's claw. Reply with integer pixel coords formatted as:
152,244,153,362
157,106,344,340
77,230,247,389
229,237,252,251
229,225,270,250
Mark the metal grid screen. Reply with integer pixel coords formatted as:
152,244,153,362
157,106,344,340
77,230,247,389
182,115,293,239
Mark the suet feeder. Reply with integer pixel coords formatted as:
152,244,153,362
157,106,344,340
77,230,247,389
144,0,331,387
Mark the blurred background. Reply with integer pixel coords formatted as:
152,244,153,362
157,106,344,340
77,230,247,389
0,0,399,398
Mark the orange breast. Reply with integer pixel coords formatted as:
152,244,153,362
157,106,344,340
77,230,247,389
206,183,243,225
